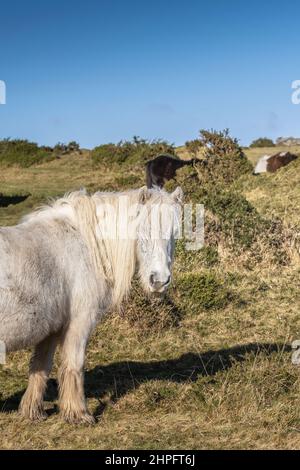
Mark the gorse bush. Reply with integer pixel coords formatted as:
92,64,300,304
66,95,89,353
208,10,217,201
198,129,253,183
185,139,203,157
0,139,81,167
167,129,264,247
166,129,288,256
176,272,233,312
67,141,80,152
250,137,275,148
204,188,267,249
53,141,81,154
183,129,253,185
0,139,55,167
170,171,281,250
91,136,175,166
91,143,128,164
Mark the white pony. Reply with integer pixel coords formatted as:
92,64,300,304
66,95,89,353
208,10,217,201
0,186,183,423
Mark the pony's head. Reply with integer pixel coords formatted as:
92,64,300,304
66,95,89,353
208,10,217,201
136,187,183,293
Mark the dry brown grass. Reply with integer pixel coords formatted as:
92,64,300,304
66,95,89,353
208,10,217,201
0,149,300,449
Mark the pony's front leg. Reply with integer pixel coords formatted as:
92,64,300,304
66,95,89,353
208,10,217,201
58,320,95,425
19,332,59,421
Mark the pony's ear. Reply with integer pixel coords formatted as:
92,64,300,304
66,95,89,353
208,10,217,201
138,186,151,204
172,186,184,205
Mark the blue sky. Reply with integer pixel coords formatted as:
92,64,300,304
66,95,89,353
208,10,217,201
0,0,300,147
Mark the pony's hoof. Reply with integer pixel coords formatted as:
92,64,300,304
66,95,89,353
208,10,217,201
61,410,96,425
19,406,47,422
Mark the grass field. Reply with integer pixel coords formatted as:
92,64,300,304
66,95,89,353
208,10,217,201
1,145,300,449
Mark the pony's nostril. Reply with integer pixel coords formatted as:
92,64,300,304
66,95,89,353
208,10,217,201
150,273,155,286
150,273,171,289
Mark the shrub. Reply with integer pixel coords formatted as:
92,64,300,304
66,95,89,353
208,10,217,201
185,139,203,157
166,130,268,249
53,142,68,154
250,137,275,148
91,143,128,165
66,141,80,152
202,188,266,248
175,241,219,272
91,137,176,166
53,141,81,155
168,129,252,190
176,272,233,312
197,129,253,183
166,166,268,249
120,281,181,335
0,139,55,167
200,246,219,266
165,167,203,202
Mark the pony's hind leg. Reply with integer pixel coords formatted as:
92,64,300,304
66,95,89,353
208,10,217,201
58,325,94,425
19,333,59,421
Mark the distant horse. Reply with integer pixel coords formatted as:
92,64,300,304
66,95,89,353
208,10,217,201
0,187,182,423
254,151,298,174
146,154,197,188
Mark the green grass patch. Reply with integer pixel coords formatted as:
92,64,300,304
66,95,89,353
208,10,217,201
176,272,233,312
175,241,219,272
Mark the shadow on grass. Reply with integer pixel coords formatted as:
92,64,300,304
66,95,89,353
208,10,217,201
0,194,30,208
0,342,291,417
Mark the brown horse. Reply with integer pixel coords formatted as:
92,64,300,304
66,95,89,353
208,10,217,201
266,151,298,173
146,154,197,188
254,151,298,174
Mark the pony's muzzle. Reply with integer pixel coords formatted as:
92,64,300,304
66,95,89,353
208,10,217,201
149,273,171,292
